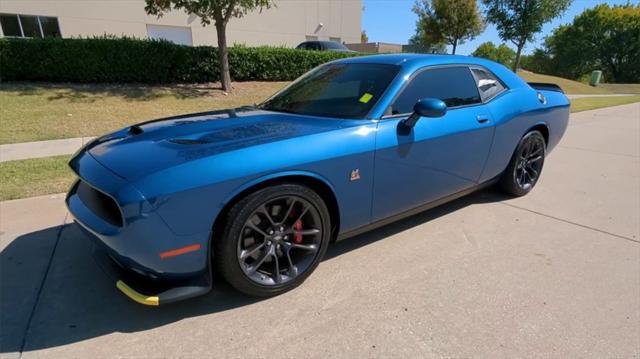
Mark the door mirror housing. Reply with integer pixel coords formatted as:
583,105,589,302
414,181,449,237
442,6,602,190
402,98,447,129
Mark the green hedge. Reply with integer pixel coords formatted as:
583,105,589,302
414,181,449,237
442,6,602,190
0,37,358,83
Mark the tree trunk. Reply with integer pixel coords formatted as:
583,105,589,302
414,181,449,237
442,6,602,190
451,39,457,55
215,22,232,92
513,42,524,72
608,57,620,83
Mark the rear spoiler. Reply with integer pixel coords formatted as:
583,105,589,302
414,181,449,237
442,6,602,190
528,82,564,94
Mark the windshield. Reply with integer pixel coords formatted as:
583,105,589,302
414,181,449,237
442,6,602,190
260,63,399,119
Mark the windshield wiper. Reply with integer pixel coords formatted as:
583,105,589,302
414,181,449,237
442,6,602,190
237,104,257,111
262,107,300,115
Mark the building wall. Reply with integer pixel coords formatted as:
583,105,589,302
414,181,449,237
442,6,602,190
0,0,362,47
346,42,403,54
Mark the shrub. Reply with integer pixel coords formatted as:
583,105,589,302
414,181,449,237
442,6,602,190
0,37,357,83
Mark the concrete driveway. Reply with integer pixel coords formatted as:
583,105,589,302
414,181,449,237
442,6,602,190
1,103,639,358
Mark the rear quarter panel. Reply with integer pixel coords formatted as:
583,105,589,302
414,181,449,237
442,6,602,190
479,87,570,183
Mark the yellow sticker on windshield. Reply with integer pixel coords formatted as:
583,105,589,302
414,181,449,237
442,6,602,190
359,93,374,103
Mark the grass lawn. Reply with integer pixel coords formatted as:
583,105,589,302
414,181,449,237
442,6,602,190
570,95,640,113
597,83,640,95
1,79,639,202
0,82,288,144
1,77,637,145
3,95,639,202
517,71,612,95
0,155,73,201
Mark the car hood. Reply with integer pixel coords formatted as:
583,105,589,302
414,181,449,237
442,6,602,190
85,108,343,181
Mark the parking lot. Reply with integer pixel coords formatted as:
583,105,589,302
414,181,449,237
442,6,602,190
1,103,639,358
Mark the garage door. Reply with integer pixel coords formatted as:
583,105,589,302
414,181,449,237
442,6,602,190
146,24,193,46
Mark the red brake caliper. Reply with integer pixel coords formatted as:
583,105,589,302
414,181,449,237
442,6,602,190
293,219,303,243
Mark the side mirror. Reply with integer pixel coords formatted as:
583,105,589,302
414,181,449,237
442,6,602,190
402,98,447,129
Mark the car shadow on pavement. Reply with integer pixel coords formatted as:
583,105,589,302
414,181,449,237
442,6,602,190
0,189,509,354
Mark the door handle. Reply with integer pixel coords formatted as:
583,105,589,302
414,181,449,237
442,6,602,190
477,116,490,124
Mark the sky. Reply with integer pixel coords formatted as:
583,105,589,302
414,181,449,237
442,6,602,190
362,0,632,55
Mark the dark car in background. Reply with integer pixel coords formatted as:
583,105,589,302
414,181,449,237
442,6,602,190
296,40,355,52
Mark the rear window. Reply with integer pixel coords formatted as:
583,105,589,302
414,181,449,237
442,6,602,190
323,41,347,50
297,42,321,50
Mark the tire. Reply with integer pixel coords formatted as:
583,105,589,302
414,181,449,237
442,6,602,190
499,130,546,197
215,184,331,297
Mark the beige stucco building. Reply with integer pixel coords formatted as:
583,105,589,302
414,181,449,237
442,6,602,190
0,0,362,47
346,42,403,54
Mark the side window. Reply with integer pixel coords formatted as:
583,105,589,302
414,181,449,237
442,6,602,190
390,67,481,115
471,68,506,101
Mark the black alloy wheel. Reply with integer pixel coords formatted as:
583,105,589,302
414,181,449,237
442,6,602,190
500,130,546,196
237,195,323,285
216,184,330,297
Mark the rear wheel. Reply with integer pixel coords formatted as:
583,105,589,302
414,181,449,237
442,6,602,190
499,130,546,197
216,184,331,297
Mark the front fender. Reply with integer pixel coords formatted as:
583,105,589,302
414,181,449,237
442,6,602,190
144,121,378,237
220,170,338,207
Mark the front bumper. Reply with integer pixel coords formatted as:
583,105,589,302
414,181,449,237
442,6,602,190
66,152,213,304
88,234,211,306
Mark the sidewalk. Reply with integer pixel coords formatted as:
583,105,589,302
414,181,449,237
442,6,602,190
0,137,94,163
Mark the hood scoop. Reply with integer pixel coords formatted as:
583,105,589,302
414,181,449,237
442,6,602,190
168,138,210,145
128,125,144,135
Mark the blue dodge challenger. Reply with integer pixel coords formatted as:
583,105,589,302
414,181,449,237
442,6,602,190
66,54,569,305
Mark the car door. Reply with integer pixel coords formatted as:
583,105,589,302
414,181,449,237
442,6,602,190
371,66,496,222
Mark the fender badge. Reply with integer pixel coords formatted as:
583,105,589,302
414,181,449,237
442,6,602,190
350,169,361,181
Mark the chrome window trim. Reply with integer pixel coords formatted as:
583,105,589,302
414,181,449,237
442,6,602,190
381,63,510,120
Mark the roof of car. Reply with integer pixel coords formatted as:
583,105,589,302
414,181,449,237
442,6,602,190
333,53,527,90
335,53,489,66
298,40,341,46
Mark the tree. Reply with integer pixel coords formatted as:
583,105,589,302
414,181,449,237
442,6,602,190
519,48,553,74
483,0,571,72
145,0,274,92
472,41,516,68
407,26,447,53
412,0,484,54
543,3,640,83
361,30,369,43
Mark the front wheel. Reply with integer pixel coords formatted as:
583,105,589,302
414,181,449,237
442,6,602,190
499,130,546,197
216,184,331,297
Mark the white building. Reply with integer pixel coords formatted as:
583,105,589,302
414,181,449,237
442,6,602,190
0,0,362,47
